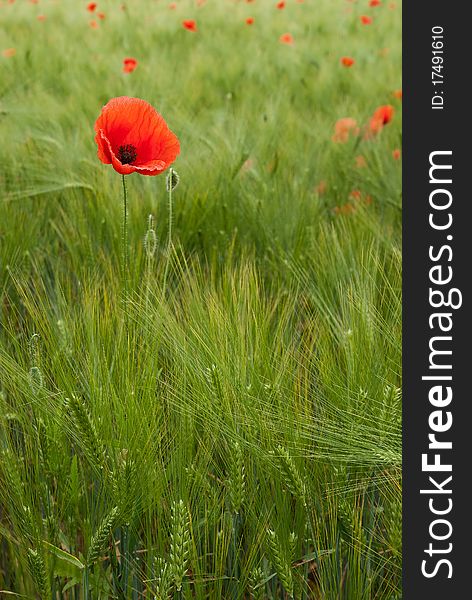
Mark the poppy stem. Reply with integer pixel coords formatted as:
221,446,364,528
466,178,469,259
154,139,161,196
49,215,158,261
121,174,129,331
162,168,174,298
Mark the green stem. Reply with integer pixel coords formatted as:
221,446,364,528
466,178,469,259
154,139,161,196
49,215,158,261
122,174,129,331
162,169,174,298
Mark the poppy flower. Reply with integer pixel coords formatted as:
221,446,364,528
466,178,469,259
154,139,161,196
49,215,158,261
315,180,327,195
341,56,354,67
334,203,356,216
94,96,180,176
169,2,177,8
369,104,394,133
87,2,97,11
182,19,197,32
97,12,106,19
350,189,373,205
123,57,138,73
369,0,381,5
37,14,46,21
360,15,372,24
245,17,254,25
392,148,401,160
279,33,294,45
332,117,359,143
89,19,98,28
276,1,286,8
2,47,16,57
393,89,402,100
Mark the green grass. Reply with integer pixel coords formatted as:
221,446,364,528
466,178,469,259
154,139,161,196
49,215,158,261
0,0,401,598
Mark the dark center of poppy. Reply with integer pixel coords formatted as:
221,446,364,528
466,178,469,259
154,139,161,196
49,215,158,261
118,144,137,165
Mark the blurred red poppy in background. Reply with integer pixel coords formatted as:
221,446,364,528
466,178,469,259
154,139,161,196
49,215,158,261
94,97,180,176
279,33,294,45
332,117,359,143
246,17,254,25
87,2,97,12
276,1,286,8
360,15,372,24
123,57,138,73
370,105,394,132
183,20,197,32
341,56,354,67
370,0,381,6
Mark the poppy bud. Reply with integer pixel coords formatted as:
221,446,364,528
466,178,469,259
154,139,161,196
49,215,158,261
166,168,180,192
144,214,158,258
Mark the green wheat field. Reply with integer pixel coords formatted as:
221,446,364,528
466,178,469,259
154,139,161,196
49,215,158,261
0,0,402,598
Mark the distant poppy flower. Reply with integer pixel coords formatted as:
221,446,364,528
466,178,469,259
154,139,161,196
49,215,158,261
94,96,180,176
123,57,138,73
355,155,367,168
97,12,106,20
393,89,402,100
276,1,286,8
246,17,254,25
389,2,396,8
370,104,394,133
169,2,177,8
334,203,356,216
2,47,16,57
279,33,294,45
341,56,354,67
350,190,362,201
37,14,46,21
360,15,372,24
89,19,98,28
315,180,327,195
87,2,97,11
350,189,373,205
30,0,39,4
197,0,206,5
332,117,359,143
369,0,381,6
182,19,197,32
392,148,401,160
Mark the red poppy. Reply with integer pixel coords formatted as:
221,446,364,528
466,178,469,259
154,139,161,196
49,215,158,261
169,2,177,8
360,15,372,24
393,89,402,100
392,148,401,160
279,33,294,45
97,12,106,20
341,56,354,67
246,17,254,25
182,19,197,32
2,48,16,57
315,180,327,195
89,19,98,29
372,104,394,125
87,2,97,12
276,1,286,8
332,118,359,143
123,57,138,73
37,14,46,21
94,97,180,177
369,0,381,6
